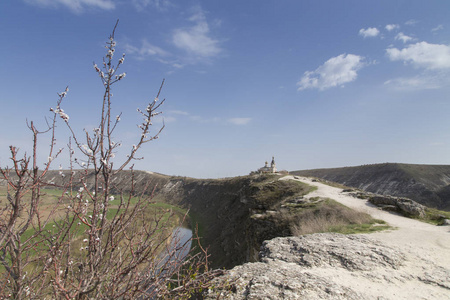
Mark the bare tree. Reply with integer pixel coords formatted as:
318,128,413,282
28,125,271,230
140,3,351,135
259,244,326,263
0,22,224,299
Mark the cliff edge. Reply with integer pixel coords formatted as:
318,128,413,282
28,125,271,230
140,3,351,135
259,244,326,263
207,177,450,299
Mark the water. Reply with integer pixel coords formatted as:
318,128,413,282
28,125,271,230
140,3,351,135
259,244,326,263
142,226,193,299
168,226,193,262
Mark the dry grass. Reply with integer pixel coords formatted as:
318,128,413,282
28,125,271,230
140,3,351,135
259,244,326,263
290,199,389,235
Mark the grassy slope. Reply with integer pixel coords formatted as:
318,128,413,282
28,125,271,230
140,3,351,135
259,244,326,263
292,163,450,211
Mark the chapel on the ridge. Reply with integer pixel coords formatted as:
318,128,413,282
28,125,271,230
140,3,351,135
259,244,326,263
257,156,277,174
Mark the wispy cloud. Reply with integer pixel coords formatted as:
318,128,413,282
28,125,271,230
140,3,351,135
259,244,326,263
358,27,380,38
228,118,251,125
395,32,415,43
165,110,219,123
132,0,172,11
124,40,169,60
172,7,222,60
431,24,444,33
384,74,444,91
405,19,418,26
385,24,400,32
386,42,450,70
24,0,115,13
297,54,365,91
165,110,250,125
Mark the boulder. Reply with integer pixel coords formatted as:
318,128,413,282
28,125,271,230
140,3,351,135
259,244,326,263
368,195,426,218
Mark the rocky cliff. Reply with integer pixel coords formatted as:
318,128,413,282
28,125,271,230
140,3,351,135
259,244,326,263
206,233,450,299
154,174,314,269
292,163,450,211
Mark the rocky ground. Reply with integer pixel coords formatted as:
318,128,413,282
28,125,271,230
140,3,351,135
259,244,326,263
207,176,450,299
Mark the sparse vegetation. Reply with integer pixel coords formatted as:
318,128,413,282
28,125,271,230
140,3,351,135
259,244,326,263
288,198,390,236
251,175,317,209
420,207,450,225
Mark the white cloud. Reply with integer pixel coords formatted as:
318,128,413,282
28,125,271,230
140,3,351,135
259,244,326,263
431,25,444,33
358,27,380,38
165,110,222,124
24,0,115,12
132,0,172,11
385,24,400,32
228,118,251,125
124,40,169,60
405,19,418,26
172,7,222,59
297,54,364,91
386,42,450,70
395,32,415,43
384,74,444,91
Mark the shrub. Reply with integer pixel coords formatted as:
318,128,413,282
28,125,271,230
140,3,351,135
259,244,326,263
0,22,219,299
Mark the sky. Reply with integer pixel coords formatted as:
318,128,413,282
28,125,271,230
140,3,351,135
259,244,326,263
1,1,450,178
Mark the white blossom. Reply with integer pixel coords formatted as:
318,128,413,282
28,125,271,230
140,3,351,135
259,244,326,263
117,73,126,80
82,144,93,155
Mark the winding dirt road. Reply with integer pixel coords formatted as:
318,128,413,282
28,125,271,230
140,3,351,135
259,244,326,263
282,175,450,299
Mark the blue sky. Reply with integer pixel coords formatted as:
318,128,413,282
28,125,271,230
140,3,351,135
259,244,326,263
1,1,450,178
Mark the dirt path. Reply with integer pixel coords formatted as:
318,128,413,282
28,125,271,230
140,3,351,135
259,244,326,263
281,175,450,299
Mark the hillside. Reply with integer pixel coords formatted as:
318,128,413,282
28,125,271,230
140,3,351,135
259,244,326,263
14,170,314,269
291,163,450,211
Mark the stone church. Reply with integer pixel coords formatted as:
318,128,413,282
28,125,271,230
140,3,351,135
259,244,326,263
257,157,277,174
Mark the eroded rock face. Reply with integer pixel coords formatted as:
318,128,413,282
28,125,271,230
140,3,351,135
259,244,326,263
213,261,361,300
206,233,450,299
259,234,404,271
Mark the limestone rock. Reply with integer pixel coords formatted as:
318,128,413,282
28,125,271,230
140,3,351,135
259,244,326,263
259,233,404,271
368,195,426,218
206,233,405,299
211,261,361,299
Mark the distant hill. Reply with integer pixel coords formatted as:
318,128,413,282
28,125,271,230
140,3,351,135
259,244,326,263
291,163,450,211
